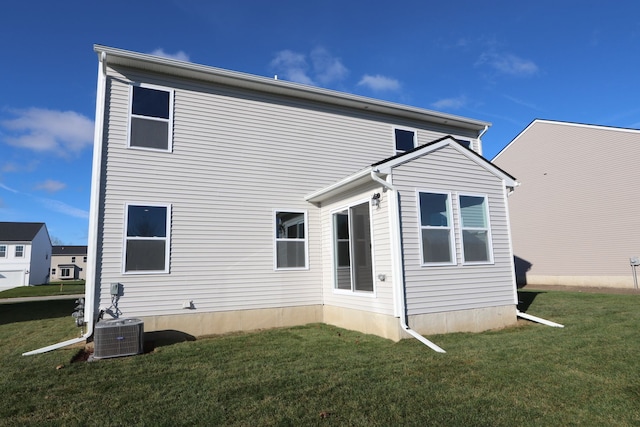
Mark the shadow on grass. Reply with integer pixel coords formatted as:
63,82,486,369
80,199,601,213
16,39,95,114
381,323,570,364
0,299,76,325
144,330,196,352
517,290,545,312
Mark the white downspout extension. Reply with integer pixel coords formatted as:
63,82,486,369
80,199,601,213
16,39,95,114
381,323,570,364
371,170,446,353
23,52,108,356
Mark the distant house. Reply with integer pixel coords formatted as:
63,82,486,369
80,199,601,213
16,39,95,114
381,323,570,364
83,45,520,344
51,246,88,281
493,119,640,288
0,222,52,291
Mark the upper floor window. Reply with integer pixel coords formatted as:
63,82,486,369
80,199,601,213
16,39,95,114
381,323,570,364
457,139,472,149
83,256,87,263
124,203,171,273
459,195,493,263
129,84,173,152
275,211,308,270
394,128,416,154
0,245,5,257
71,256,76,263
418,192,455,265
15,245,24,258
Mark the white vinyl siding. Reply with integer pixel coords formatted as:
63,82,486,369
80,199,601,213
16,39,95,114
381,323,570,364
393,145,515,316
97,65,480,318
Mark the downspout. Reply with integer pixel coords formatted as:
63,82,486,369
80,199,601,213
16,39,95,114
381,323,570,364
371,170,446,353
477,125,488,157
23,51,108,355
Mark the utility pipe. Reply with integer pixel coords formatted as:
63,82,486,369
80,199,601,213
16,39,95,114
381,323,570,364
371,170,446,353
23,51,108,355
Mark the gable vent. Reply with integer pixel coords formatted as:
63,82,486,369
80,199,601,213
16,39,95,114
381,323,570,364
93,318,144,359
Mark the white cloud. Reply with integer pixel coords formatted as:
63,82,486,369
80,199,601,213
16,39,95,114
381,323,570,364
357,74,401,92
270,48,349,87
431,96,468,110
1,108,94,156
310,48,349,85
476,52,539,76
34,179,66,193
270,50,315,85
150,48,190,62
39,197,89,219
0,182,18,193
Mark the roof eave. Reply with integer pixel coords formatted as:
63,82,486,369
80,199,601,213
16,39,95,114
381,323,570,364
94,44,490,132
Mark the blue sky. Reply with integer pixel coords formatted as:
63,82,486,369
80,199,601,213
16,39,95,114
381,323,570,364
1,1,640,244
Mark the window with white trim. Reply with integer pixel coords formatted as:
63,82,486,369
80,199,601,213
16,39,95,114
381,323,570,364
459,195,492,263
124,204,171,273
275,211,307,269
129,84,173,151
51,268,56,275
71,256,76,263
394,128,416,154
60,268,71,278
15,245,24,258
418,192,455,265
0,245,5,257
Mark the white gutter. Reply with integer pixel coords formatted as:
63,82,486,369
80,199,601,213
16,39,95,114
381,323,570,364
373,170,446,353
23,51,108,356
517,311,564,328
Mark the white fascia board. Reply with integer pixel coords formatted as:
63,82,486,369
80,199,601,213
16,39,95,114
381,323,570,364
94,45,490,132
304,167,374,204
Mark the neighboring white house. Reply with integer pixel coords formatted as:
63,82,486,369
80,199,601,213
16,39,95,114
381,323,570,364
493,119,640,289
0,222,52,291
51,246,88,281
84,45,520,343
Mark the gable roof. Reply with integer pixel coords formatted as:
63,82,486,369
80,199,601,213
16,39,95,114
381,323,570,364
52,245,88,256
305,136,518,203
0,222,46,242
492,119,640,162
94,45,491,133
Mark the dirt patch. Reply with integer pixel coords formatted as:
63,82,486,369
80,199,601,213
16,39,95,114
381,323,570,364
70,347,93,363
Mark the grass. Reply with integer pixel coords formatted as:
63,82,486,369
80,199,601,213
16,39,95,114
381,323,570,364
1,290,639,426
0,281,84,298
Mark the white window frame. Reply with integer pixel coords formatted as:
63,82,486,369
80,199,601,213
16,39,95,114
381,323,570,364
393,126,417,155
128,83,174,153
60,267,71,278
417,190,457,266
273,209,309,271
122,202,171,274
0,245,5,258
15,245,24,258
71,256,76,263
330,199,376,296
458,193,494,265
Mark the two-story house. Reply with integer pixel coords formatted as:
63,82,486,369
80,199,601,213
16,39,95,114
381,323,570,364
82,45,519,346
493,119,640,289
51,246,88,281
0,222,52,291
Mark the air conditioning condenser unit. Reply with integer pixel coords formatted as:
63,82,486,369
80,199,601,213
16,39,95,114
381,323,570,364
93,318,144,359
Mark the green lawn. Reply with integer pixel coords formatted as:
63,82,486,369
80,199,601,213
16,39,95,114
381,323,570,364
0,282,84,298
1,290,639,426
